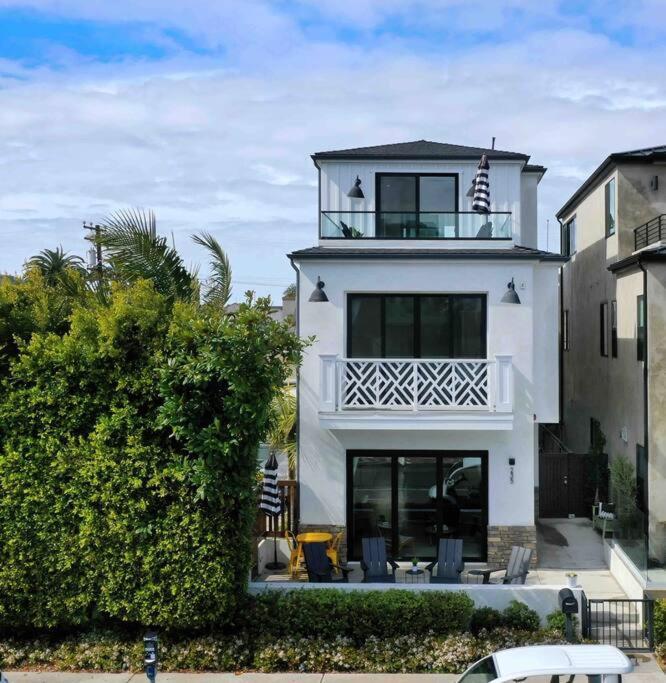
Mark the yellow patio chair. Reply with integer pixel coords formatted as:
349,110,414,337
326,531,344,568
285,530,301,577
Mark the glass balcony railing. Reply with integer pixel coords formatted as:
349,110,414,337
320,211,512,240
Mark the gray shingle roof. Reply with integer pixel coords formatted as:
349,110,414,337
312,140,530,162
288,245,567,262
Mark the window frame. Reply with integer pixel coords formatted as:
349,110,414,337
562,215,576,256
347,293,488,360
600,301,609,357
636,444,648,513
563,309,570,351
605,178,616,238
611,300,618,358
376,172,459,215
637,294,646,362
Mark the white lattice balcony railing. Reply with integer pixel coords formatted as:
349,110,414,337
319,355,513,413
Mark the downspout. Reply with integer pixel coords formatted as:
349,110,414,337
557,218,565,429
638,257,649,537
289,256,301,532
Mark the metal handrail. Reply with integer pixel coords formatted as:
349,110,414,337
634,214,666,251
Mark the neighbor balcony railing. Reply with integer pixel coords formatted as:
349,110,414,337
634,214,666,251
320,211,512,240
319,355,513,413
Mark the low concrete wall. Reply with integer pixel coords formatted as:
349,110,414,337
249,580,569,625
603,539,646,600
257,537,291,575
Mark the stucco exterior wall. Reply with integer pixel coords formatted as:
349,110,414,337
295,258,559,535
648,263,666,562
561,168,643,460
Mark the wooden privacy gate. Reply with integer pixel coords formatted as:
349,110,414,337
582,595,655,651
539,452,608,518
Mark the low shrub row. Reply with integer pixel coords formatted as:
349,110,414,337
243,589,478,642
655,599,666,645
0,627,566,674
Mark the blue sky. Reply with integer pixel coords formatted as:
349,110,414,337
1,0,665,299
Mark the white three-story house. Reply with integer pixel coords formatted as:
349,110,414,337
288,140,565,566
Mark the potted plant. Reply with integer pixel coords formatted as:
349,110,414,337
410,557,419,573
566,571,578,588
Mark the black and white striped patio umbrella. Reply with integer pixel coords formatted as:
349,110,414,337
260,452,281,517
472,154,490,213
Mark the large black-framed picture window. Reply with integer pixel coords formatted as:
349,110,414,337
347,450,489,561
376,173,458,238
348,293,487,359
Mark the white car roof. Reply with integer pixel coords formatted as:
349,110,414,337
493,645,633,680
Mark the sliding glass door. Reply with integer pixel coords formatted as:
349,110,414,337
347,451,488,561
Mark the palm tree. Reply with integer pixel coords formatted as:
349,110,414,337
98,208,196,302
266,387,297,477
27,247,86,286
97,209,233,307
192,231,233,308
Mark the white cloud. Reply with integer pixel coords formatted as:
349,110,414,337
1,3,666,300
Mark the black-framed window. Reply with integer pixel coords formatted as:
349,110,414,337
376,173,458,238
636,444,648,513
563,309,570,351
605,178,616,237
637,294,646,361
562,216,576,256
600,302,609,357
611,300,618,358
346,450,488,561
348,293,487,359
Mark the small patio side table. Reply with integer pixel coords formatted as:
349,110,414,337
404,568,425,584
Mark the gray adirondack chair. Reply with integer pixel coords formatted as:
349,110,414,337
425,538,464,583
469,545,533,584
361,537,399,583
303,542,352,583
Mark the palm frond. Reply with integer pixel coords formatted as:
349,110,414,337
99,208,195,302
266,388,297,475
27,247,86,285
192,231,232,308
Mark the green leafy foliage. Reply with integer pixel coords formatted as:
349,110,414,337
470,607,504,635
655,599,666,644
501,600,541,631
0,279,304,630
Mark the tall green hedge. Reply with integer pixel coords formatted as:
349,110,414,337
0,277,303,630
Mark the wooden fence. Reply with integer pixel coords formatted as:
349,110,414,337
256,479,298,537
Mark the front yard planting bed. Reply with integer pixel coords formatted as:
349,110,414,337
0,591,567,673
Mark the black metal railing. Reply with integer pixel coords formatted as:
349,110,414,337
634,214,666,251
583,596,655,651
320,211,512,240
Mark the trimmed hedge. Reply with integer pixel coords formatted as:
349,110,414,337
245,589,475,641
0,278,303,630
655,599,666,645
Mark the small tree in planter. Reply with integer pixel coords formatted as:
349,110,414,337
610,455,640,538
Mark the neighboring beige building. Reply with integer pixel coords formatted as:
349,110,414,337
556,145,666,586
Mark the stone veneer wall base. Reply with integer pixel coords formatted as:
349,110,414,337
487,525,538,567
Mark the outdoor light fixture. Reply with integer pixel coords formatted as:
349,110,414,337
347,175,364,199
509,457,516,485
144,632,158,683
501,278,521,304
309,276,329,302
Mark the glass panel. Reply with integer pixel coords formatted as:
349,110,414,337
379,176,416,212
349,296,381,358
458,656,497,683
419,176,456,211
378,176,416,238
385,296,414,357
397,456,437,558
452,296,486,358
351,456,392,560
420,296,452,358
606,179,616,235
442,456,484,560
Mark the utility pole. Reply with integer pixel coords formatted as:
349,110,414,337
83,222,103,283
